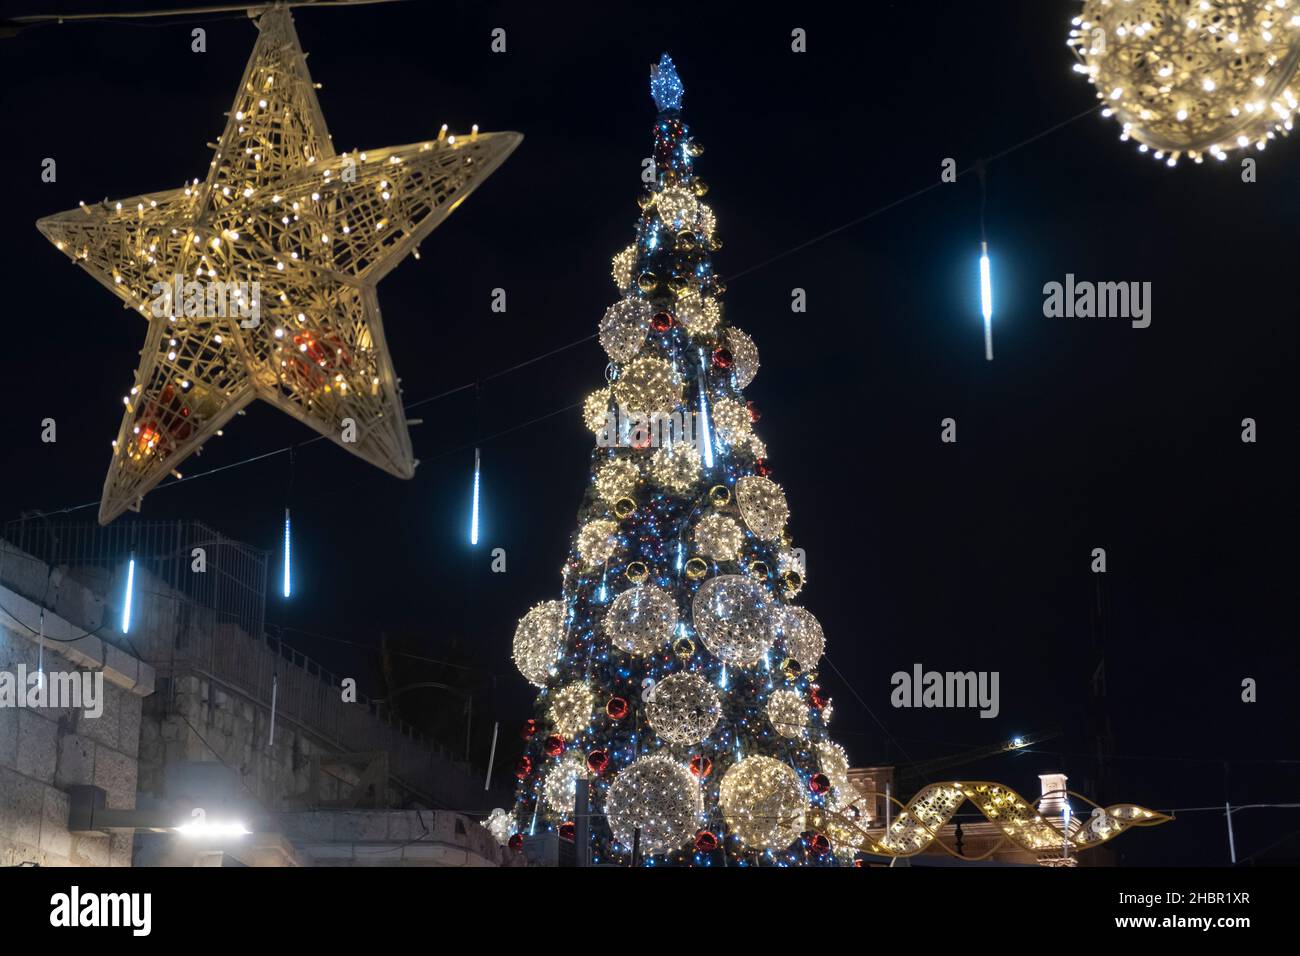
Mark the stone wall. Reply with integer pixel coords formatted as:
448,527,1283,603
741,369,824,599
0,566,155,867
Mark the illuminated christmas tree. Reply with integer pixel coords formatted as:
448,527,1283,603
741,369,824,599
505,54,854,866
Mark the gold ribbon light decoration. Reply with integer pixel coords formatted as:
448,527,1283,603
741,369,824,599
38,4,521,523
1069,0,1300,165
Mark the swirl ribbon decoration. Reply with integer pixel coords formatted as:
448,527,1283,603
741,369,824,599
808,781,1171,862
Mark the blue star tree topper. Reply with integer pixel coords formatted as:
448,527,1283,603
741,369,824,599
650,52,685,111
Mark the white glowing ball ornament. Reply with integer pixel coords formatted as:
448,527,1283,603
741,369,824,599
1069,0,1300,165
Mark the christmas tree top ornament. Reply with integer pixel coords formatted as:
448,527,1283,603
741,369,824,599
1068,0,1300,166
37,4,521,523
649,52,685,112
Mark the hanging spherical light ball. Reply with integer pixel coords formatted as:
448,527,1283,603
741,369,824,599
576,518,620,567
645,671,723,745
482,808,515,846
766,688,810,740
719,755,807,851
735,475,789,540
520,718,538,740
611,244,638,294
605,755,703,855
692,574,775,666
604,584,678,655
780,605,826,670
612,355,682,418
650,310,674,332
512,599,566,687
711,396,752,448
723,327,760,389
817,741,853,810
674,288,721,335
652,184,701,230
594,457,640,505
693,511,743,561
542,748,590,813
689,755,713,778
648,442,701,493
586,749,610,774
543,734,565,757
547,682,595,737
1069,0,1300,164
809,772,832,795
599,297,655,363
515,756,533,779
583,387,613,435
606,696,630,720
694,829,719,852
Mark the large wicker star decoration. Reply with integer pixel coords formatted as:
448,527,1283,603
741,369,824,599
37,5,521,524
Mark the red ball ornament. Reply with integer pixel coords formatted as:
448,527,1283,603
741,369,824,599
711,347,733,370
650,311,674,332
559,822,576,842
515,756,533,779
809,832,831,854
586,749,610,774
810,772,831,795
689,755,713,778
753,459,771,477
809,687,828,710
606,696,630,719
521,718,538,739
746,400,761,423
508,833,523,852
543,734,565,757
694,830,718,852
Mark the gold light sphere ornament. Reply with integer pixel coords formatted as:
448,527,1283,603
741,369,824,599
766,688,809,740
612,356,683,418
611,244,638,293
512,599,567,687
648,443,701,493
583,387,613,434
691,574,775,666
652,184,702,230
599,297,655,363
624,560,651,583
735,475,790,540
693,512,743,561
684,556,709,580
718,755,807,851
780,570,803,597
605,755,703,855
1069,0,1300,164
674,288,721,335
723,327,760,389
816,741,854,811
780,605,826,669
780,657,803,681
708,484,731,507
542,748,591,814
613,496,638,519
35,5,522,524
748,560,770,580
577,518,621,567
673,636,696,659
547,682,595,737
646,671,722,744
604,584,677,655
594,457,640,504
710,396,752,447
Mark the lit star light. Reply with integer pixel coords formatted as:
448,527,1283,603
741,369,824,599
36,5,521,524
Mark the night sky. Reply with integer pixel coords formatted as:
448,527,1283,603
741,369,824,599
1,1,1296,866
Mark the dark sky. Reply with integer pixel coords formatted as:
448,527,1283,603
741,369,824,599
1,1,1296,865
